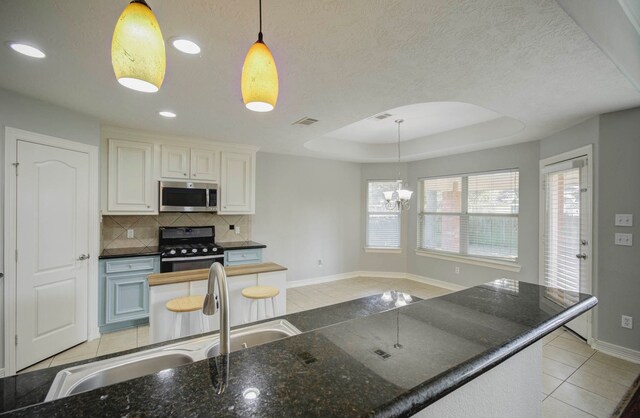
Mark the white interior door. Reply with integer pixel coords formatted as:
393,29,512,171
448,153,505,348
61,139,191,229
541,155,591,340
15,140,89,370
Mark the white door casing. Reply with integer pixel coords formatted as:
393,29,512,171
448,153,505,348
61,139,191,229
539,145,593,341
4,128,99,375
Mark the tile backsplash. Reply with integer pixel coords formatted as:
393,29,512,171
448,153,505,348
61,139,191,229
102,213,252,249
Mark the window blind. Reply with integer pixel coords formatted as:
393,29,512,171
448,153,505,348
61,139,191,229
366,181,401,248
418,170,519,261
543,168,580,293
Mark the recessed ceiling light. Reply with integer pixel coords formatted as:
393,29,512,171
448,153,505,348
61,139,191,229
7,42,46,58
159,111,176,118
171,38,201,55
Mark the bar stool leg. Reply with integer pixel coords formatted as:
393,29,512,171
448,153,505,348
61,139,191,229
199,312,205,334
271,297,277,318
264,298,268,319
174,313,182,339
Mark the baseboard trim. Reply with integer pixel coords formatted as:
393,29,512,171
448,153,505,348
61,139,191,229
287,270,468,293
405,273,468,292
591,339,640,364
287,272,359,288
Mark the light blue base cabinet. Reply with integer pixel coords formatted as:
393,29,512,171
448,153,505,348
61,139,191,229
99,255,159,334
223,248,263,266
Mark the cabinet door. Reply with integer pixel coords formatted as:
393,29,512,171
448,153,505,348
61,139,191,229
108,139,155,212
220,151,254,214
161,145,190,179
190,148,219,182
105,273,149,324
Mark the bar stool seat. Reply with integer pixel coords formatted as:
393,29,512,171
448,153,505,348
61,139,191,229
241,286,279,300
241,286,279,323
166,295,205,338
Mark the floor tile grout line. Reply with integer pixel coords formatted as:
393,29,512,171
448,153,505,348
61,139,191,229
546,395,598,417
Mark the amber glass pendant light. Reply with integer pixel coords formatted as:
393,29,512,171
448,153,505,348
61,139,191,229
241,0,279,112
111,0,166,93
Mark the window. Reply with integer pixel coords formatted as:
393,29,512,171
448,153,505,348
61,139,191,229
366,180,401,249
418,170,519,261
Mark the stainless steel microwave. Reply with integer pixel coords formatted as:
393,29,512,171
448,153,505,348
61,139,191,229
159,181,218,212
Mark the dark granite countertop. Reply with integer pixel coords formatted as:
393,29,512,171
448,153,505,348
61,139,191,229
217,241,267,251
0,292,414,414
98,246,161,259
0,280,596,417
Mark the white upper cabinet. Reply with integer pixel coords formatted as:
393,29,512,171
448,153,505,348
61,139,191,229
161,145,190,179
107,139,156,213
101,127,257,216
190,148,219,182
220,151,255,214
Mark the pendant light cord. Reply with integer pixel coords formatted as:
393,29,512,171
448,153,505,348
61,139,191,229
396,119,404,181
258,0,264,42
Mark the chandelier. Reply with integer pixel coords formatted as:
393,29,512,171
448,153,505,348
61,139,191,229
384,119,413,211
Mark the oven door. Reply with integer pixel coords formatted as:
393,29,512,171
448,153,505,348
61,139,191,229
160,255,224,273
160,181,216,212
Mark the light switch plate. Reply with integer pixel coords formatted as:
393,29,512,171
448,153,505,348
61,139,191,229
615,214,633,227
615,233,632,246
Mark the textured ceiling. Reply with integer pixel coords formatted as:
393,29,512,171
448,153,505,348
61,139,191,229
0,0,639,162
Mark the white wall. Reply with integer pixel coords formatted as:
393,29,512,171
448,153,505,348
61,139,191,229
253,152,361,282
0,87,100,369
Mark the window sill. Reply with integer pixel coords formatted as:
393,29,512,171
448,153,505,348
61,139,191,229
364,247,402,254
414,250,521,272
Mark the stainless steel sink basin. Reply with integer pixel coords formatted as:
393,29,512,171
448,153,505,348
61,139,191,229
46,319,301,401
206,320,302,357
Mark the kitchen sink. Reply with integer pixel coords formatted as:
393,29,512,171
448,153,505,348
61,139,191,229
46,319,301,401
206,320,302,357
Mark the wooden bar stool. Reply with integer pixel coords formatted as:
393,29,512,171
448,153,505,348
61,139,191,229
241,286,279,323
165,295,205,338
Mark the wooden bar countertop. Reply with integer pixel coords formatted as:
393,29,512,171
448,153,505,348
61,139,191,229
147,262,287,287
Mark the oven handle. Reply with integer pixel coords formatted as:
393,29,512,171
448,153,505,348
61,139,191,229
162,255,224,262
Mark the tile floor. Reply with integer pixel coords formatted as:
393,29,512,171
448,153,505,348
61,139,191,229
19,277,639,418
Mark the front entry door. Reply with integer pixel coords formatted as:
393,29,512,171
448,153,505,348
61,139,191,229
15,140,90,370
541,154,591,340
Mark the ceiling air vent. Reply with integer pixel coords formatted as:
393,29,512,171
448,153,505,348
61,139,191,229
370,113,393,120
292,117,319,126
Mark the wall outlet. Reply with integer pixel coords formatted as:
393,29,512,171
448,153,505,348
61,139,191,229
622,315,633,329
454,266,460,275
317,259,323,267
229,224,235,230
615,214,633,227
127,229,134,239
614,233,633,246
235,226,240,235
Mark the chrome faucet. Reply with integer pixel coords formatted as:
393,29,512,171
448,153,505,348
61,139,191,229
202,262,230,356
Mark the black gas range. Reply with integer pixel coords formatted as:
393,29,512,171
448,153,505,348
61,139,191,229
159,226,224,273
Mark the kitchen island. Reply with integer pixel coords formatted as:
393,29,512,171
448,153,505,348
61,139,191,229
0,280,596,417
148,262,288,343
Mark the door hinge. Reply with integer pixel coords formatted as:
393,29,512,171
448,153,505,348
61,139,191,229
12,162,19,176
580,188,588,192
15,249,18,262
15,335,18,346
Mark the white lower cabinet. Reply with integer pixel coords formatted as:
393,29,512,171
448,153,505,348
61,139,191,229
149,270,286,344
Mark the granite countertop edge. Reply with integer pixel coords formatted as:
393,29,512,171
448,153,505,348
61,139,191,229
371,295,598,417
217,241,267,250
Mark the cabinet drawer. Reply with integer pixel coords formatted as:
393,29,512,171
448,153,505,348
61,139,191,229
225,249,262,265
106,274,149,324
105,257,156,274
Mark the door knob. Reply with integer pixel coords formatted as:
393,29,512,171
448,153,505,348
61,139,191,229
575,253,587,260
77,254,90,261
